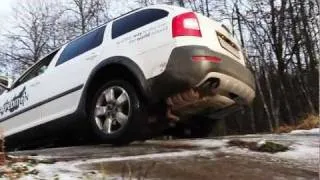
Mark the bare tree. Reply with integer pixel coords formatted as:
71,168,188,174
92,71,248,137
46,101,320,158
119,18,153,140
0,0,111,73
65,0,109,34
0,0,64,71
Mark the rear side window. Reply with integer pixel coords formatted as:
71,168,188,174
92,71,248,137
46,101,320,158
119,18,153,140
56,26,106,66
112,9,168,39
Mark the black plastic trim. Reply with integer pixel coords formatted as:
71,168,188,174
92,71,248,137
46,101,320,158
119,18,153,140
77,56,151,116
147,45,256,102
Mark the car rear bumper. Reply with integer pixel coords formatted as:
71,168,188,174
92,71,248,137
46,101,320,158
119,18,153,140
147,45,255,111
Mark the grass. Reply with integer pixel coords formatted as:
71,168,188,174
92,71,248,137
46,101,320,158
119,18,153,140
0,156,39,179
257,142,289,153
275,114,319,133
275,124,295,133
296,114,319,129
0,133,55,179
228,139,289,153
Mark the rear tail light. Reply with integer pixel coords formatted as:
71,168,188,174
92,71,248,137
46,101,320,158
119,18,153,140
192,56,222,63
172,12,202,37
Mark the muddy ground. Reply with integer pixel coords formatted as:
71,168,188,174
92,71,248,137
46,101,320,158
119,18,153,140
9,133,320,179
85,153,317,180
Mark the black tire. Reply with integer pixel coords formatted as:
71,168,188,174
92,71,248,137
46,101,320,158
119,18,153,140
89,80,147,145
169,116,213,138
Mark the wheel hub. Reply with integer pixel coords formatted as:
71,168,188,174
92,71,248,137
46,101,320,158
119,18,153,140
94,86,131,135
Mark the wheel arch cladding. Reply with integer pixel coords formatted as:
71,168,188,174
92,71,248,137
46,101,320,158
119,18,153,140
79,56,151,115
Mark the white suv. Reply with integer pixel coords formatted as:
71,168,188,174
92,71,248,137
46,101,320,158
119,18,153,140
0,5,255,147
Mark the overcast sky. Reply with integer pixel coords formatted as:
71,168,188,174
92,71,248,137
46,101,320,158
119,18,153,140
0,0,13,17
0,0,13,21
0,0,233,36
0,0,132,34
0,0,15,34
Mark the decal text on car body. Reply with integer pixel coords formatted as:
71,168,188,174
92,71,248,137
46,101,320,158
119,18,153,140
0,87,29,115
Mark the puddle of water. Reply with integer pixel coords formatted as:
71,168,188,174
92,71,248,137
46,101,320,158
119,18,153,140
81,154,318,180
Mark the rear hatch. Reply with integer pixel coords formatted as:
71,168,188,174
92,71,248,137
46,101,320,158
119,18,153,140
196,14,246,65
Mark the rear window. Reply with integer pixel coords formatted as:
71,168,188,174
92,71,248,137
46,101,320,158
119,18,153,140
112,9,168,39
56,26,106,66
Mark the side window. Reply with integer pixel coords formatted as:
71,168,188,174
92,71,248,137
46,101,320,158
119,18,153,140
12,50,59,89
112,9,169,39
0,78,7,95
56,26,106,66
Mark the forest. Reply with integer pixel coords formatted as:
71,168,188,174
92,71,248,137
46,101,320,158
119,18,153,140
0,0,319,134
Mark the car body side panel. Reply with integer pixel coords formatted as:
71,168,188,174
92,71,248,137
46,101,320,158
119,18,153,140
1,90,82,137
0,77,44,136
102,6,182,80
29,25,112,130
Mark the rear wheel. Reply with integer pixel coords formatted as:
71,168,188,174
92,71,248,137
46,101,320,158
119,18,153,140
89,80,147,145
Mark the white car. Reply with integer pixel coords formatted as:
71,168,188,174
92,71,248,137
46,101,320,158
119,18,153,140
0,5,255,147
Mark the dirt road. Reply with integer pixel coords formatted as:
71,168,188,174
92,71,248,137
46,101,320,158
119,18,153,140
9,132,320,179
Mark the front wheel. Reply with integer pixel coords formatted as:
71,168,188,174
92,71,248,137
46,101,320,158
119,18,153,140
89,80,147,145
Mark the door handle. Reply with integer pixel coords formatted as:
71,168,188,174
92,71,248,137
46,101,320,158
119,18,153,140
30,81,40,87
86,53,98,61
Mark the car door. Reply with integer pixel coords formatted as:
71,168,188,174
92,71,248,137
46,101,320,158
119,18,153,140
0,51,58,137
35,25,107,122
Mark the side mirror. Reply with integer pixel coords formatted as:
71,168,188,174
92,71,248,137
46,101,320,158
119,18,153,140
0,76,9,91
